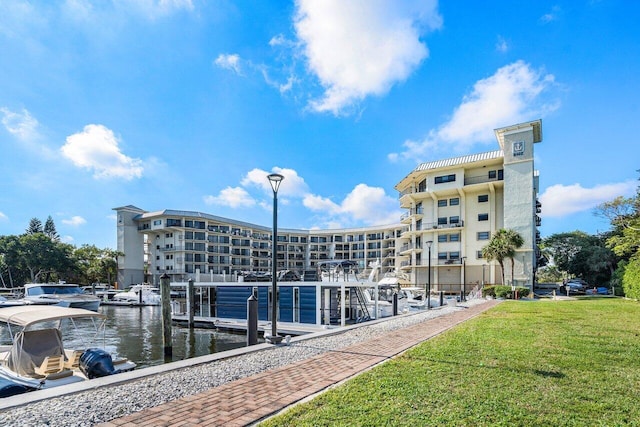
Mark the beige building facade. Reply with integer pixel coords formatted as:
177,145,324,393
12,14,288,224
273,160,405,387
115,120,542,293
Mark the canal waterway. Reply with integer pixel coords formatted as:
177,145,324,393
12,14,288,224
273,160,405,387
0,305,253,369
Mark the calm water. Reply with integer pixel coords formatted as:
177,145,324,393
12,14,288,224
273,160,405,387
0,305,252,369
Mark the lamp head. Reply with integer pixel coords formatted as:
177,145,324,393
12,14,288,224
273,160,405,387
267,173,284,193
426,240,433,248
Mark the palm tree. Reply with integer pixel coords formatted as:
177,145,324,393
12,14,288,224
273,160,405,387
482,229,524,285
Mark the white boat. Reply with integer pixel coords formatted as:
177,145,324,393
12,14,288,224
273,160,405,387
109,284,161,306
81,284,124,301
0,305,136,397
0,296,31,308
23,283,101,311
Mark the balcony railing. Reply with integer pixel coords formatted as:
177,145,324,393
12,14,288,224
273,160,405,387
463,174,504,186
399,258,464,267
400,207,424,221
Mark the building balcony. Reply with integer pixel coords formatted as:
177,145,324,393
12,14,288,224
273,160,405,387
463,174,503,186
426,220,464,230
400,207,424,223
158,246,185,252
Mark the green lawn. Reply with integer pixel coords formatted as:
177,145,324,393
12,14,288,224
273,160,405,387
260,299,640,426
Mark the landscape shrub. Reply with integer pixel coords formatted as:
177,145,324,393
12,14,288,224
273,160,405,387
622,257,640,299
482,285,530,299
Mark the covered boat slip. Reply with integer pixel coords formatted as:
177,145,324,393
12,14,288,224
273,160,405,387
170,280,398,334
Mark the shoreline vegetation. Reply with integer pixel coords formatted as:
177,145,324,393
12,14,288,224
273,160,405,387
261,298,640,426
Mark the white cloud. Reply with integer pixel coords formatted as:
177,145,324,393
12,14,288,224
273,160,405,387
303,194,341,215
0,212,8,221
293,0,442,115
62,215,86,226
214,53,242,75
540,6,561,24
241,167,310,198
0,107,39,141
496,35,508,53
304,183,401,226
61,235,74,243
390,61,557,161
203,187,256,208
206,166,399,227
61,124,144,180
539,181,637,218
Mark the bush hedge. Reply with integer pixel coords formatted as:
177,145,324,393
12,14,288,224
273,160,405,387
482,285,530,299
622,257,640,299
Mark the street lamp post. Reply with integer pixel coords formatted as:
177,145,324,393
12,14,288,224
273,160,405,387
426,240,433,310
461,256,467,301
267,173,284,344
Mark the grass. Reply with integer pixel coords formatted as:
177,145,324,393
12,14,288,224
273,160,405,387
260,299,640,426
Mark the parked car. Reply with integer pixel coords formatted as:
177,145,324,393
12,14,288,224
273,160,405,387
560,279,587,295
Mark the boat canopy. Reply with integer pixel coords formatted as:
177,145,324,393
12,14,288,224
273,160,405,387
317,260,359,268
0,305,105,328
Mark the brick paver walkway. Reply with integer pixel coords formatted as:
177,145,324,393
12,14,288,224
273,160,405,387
100,300,501,427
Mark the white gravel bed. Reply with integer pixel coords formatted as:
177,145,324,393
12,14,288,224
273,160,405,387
0,300,485,427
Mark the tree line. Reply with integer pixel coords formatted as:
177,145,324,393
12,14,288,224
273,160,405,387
536,174,640,298
0,216,121,288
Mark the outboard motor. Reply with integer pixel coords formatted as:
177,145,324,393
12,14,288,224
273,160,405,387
80,348,120,379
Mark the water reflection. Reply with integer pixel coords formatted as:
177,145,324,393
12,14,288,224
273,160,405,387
100,305,251,368
0,305,251,369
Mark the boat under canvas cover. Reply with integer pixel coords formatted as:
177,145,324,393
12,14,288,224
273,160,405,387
0,305,106,329
7,328,65,377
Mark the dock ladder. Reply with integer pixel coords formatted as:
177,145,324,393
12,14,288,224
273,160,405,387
354,288,371,322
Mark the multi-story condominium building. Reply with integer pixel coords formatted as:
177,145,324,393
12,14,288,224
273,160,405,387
395,119,542,291
115,119,542,293
114,206,402,287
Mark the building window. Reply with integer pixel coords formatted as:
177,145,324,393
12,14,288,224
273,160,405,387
438,217,447,225
438,252,448,260
449,216,460,224
449,252,460,259
438,199,447,207
478,213,489,221
435,174,456,184
478,194,489,203
477,250,484,259
450,233,460,242
418,179,427,192
477,231,490,240
438,234,448,243
449,197,459,206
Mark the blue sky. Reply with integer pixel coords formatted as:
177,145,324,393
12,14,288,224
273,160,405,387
1,0,638,249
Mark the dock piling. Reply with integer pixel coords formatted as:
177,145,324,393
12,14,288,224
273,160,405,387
247,294,258,346
160,273,172,357
187,278,195,329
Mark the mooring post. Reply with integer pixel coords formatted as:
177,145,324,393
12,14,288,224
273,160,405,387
439,291,444,307
247,294,258,346
392,292,398,316
187,278,195,329
160,273,172,357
